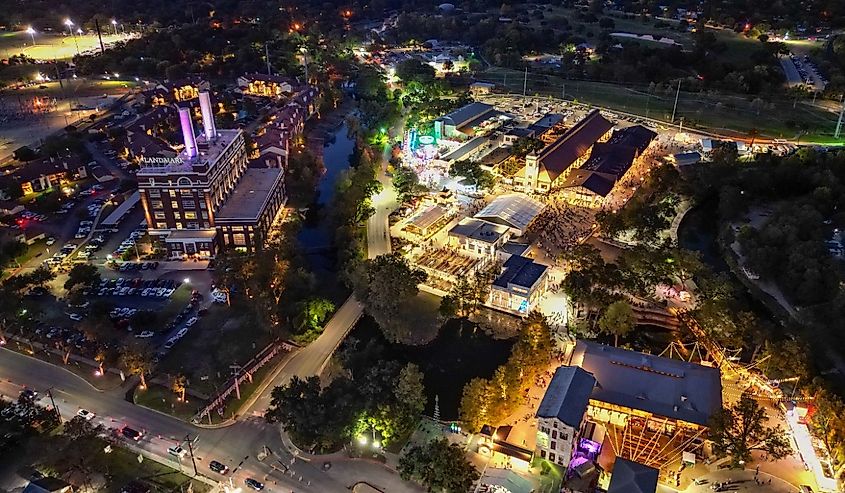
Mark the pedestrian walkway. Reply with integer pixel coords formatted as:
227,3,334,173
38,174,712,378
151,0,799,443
681,468,798,492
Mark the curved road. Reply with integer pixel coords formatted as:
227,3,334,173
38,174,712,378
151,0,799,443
0,346,420,493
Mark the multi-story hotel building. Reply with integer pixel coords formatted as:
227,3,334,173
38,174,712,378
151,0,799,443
138,91,285,258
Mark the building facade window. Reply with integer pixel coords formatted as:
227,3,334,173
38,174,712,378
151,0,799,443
151,200,163,209
154,212,166,219
232,233,246,246
184,212,197,220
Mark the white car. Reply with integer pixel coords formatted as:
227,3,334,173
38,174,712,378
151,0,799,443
176,327,188,339
168,445,188,459
135,331,154,339
45,237,56,246
185,317,198,327
76,409,96,421
163,339,177,349
68,313,83,321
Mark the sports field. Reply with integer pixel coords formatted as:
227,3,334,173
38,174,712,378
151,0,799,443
0,30,132,61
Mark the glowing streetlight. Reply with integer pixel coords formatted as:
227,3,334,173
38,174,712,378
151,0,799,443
357,435,368,445
183,277,190,284
111,19,118,36
76,28,83,35
64,18,74,35
25,26,36,46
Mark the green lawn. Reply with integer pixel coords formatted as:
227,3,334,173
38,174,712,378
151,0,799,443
134,383,204,421
156,302,272,396
0,31,129,61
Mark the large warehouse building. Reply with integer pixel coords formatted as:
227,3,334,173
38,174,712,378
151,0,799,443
536,341,722,477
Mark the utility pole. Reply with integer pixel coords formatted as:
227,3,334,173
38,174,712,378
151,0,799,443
835,100,845,140
671,79,681,123
46,388,61,421
265,44,272,76
94,19,105,54
185,434,199,477
561,83,565,101
522,67,528,106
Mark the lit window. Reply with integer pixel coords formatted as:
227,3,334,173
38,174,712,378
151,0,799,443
154,212,166,220
185,212,197,220
232,233,246,246
151,200,163,209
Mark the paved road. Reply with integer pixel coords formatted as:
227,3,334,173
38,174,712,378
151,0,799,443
0,346,421,493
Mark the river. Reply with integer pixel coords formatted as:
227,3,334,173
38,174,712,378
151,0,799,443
297,121,356,252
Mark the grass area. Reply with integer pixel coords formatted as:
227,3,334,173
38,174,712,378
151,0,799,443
0,32,131,60
134,383,204,421
156,302,272,396
23,432,210,493
156,284,192,324
481,66,843,143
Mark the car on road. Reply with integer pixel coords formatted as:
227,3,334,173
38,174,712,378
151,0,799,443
121,427,143,441
76,409,95,421
208,460,229,474
185,317,198,327
168,445,188,459
135,331,154,339
19,388,38,401
244,478,264,491
68,313,83,321
45,237,56,246
163,339,177,350
175,328,188,339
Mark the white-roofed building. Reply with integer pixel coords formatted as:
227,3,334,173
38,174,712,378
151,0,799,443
474,193,545,236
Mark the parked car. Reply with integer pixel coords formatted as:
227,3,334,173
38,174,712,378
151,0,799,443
135,331,154,339
244,479,264,491
76,409,96,421
121,427,143,441
168,445,188,459
185,317,198,327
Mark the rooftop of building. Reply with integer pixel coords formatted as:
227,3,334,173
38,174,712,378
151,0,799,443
136,128,242,176
500,241,531,257
408,205,448,232
474,193,545,233
437,102,497,129
1,154,90,184
493,254,548,291
607,459,659,493
530,113,564,130
559,169,615,197
536,366,596,428
216,167,283,221
448,217,509,244
506,127,536,138
441,136,490,162
535,110,613,181
570,341,722,426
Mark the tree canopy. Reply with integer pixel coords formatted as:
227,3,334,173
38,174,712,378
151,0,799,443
398,438,480,493
708,395,791,467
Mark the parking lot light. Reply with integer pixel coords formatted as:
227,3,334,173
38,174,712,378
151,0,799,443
183,277,190,284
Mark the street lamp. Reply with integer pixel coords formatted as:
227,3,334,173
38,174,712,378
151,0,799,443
183,277,190,284
26,26,36,46
111,19,118,36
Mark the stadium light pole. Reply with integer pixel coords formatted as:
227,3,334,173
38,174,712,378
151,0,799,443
26,27,36,46
111,19,118,36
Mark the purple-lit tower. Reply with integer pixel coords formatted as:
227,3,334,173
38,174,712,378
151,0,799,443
178,106,198,158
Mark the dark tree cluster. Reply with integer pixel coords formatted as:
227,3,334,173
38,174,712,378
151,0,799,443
266,339,426,452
